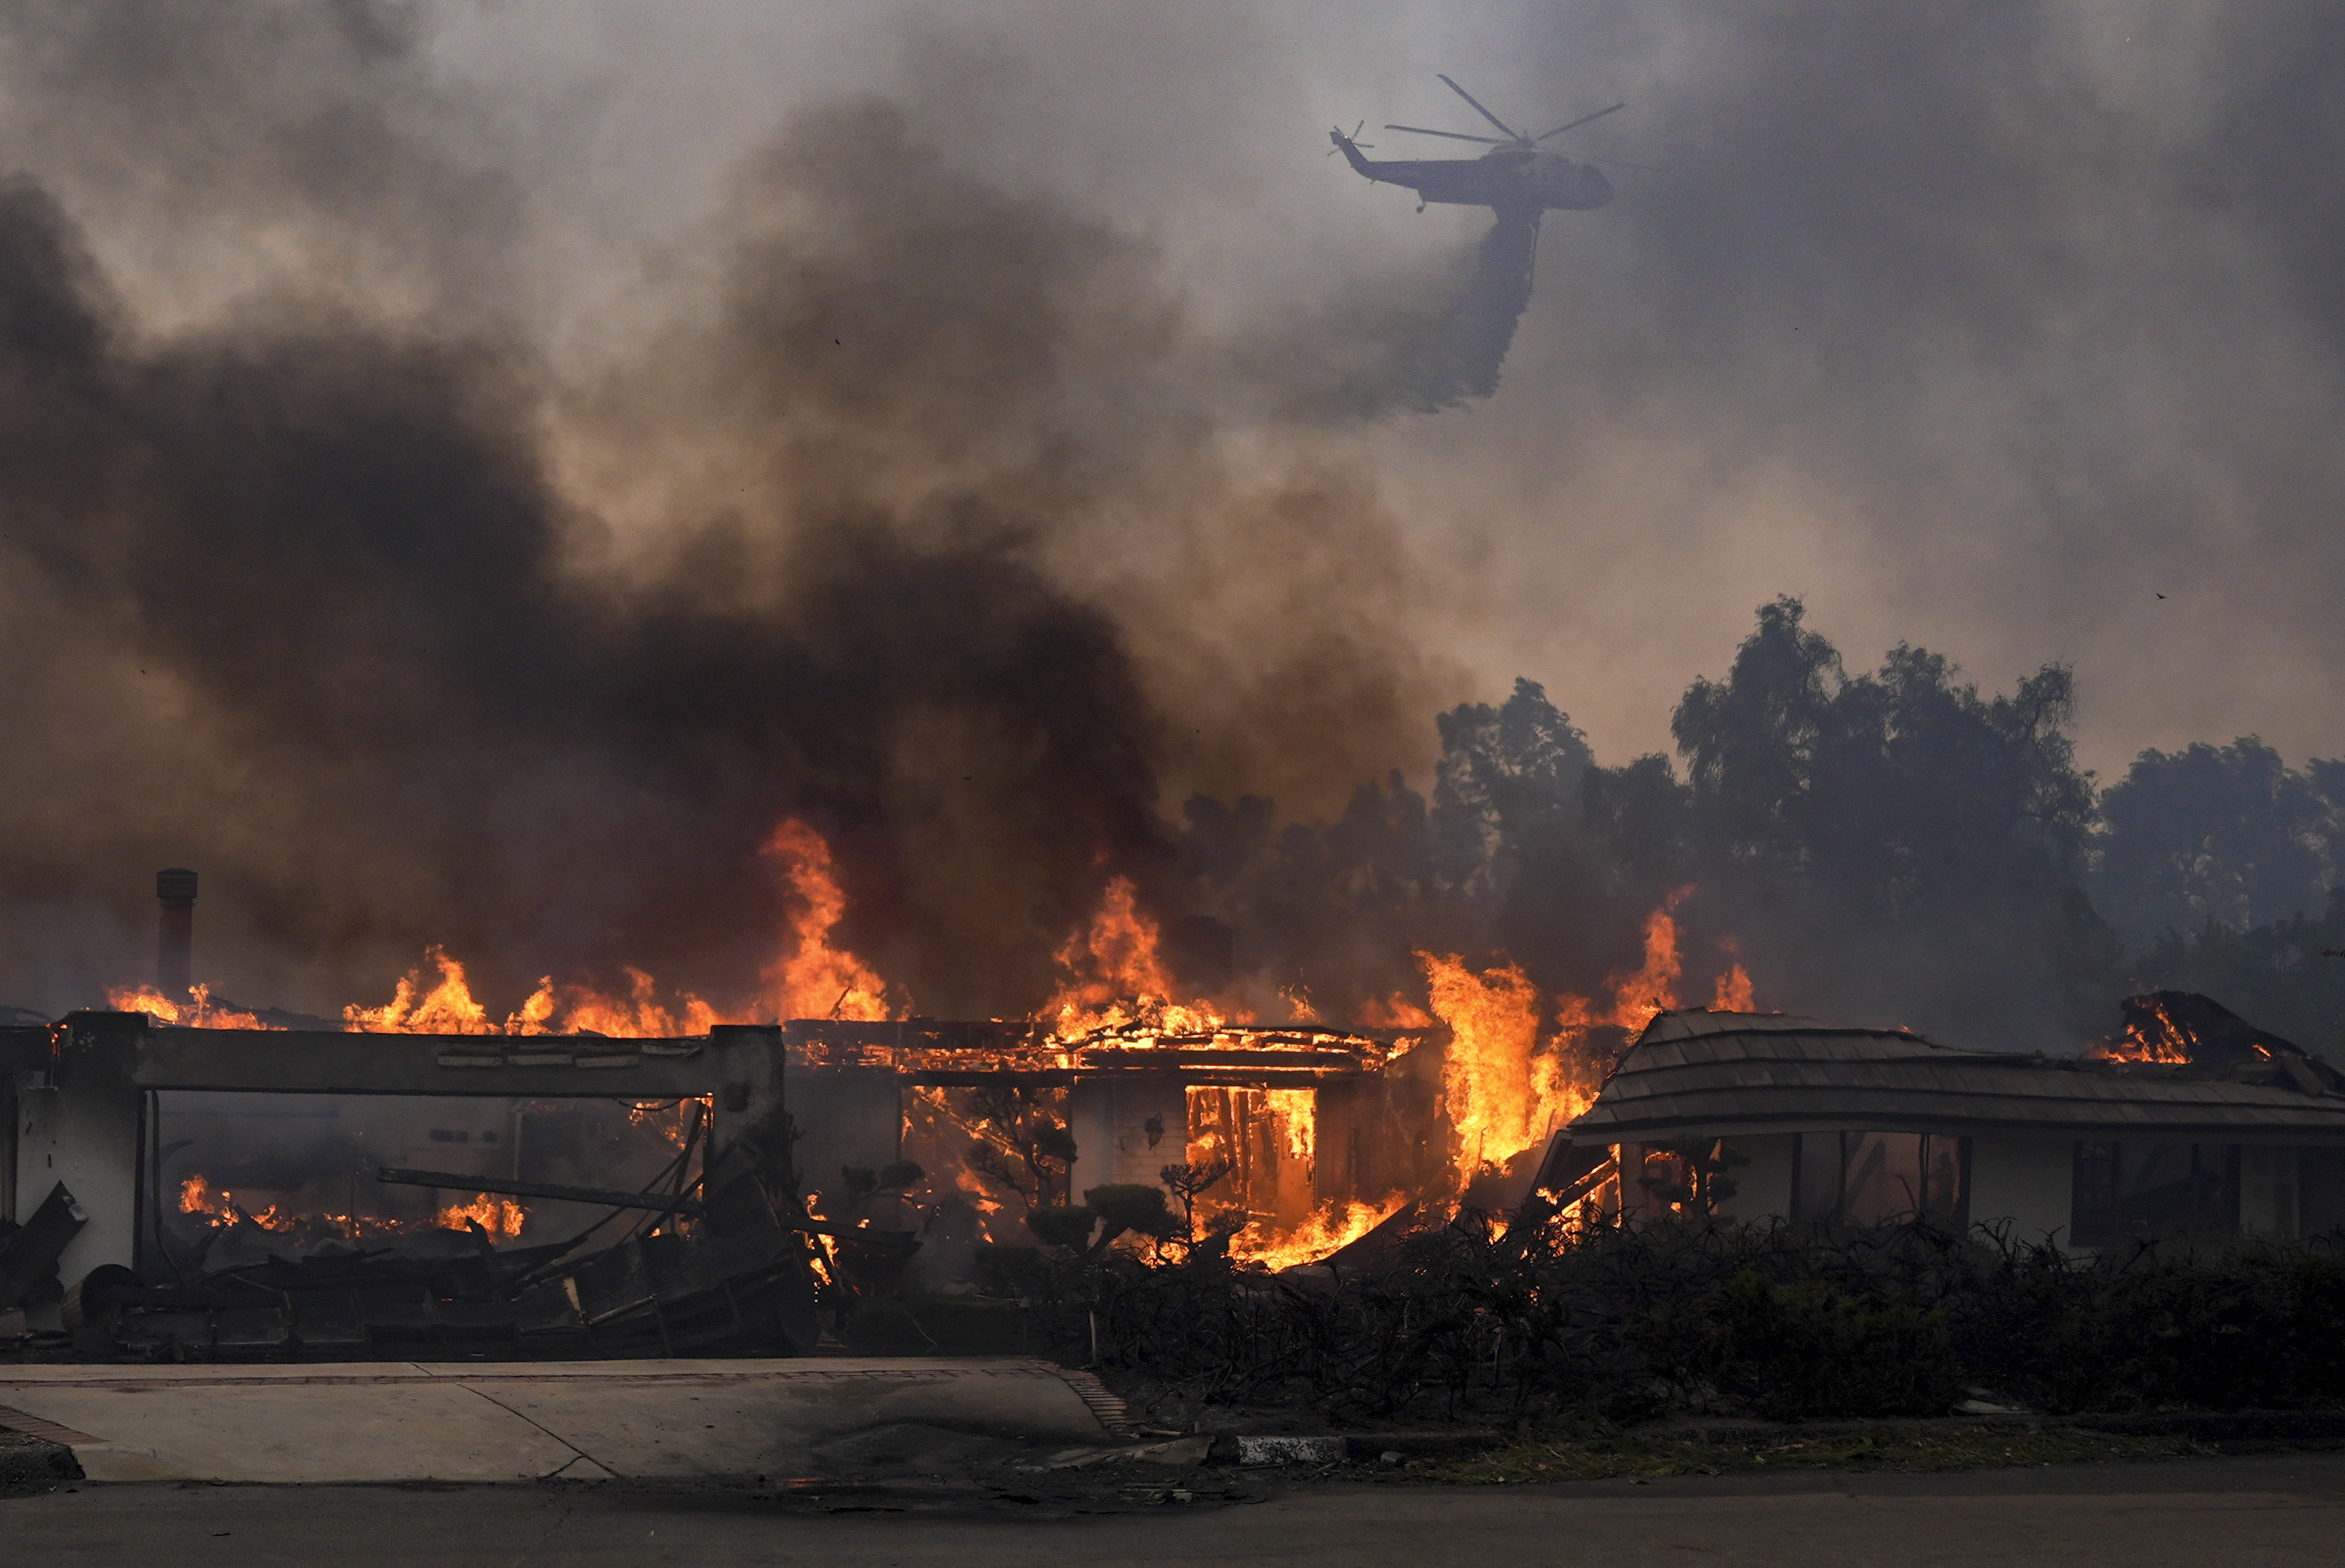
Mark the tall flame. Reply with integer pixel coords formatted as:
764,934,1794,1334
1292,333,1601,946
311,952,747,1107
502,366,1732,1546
332,819,884,1036
1602,886,1692,1034
1045,876,1227,1036
1424,889,1756,1189
759,819,894,1022
1422,954,1566,1177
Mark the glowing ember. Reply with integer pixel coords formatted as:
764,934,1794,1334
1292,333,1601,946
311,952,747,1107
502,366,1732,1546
759,818,895,1022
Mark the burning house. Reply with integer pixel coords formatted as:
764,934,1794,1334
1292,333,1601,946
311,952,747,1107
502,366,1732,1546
1559,998,2345,1246
0,840,2018,1358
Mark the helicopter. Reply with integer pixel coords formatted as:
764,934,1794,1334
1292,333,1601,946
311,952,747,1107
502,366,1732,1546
1330,74,1631,218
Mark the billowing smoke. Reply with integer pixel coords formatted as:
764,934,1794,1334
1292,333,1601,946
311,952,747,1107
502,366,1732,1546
3,3,2344,1057
0,12,1460,1019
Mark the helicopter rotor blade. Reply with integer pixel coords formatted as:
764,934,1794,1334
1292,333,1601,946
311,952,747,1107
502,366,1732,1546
1535,102,1625,142
1384,123,1506,145
1437,75,1523,141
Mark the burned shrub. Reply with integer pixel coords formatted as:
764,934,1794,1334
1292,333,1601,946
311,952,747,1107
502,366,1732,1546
1711,1271,1962,1420
1040,1214,2345,1424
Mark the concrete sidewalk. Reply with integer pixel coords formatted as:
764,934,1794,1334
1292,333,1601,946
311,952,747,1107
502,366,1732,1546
0,1358,1122,1483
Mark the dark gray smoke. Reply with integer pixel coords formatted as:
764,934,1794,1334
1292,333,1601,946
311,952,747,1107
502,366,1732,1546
4,2,2344,1051
0,12,1454,1019
0,167,1190,1015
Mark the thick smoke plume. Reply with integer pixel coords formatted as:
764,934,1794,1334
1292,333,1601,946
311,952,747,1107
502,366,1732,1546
0,14,1454,1019
3,3,2344,1059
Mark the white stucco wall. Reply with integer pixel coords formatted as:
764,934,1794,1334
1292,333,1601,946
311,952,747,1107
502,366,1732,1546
1065,1076,1188,1200
14,1076,140,1277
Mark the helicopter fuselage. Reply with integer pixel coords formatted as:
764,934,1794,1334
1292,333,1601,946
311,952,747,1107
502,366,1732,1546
1331,133,1611,214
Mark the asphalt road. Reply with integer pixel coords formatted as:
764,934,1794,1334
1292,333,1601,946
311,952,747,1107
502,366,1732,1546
9,1452,2345,1567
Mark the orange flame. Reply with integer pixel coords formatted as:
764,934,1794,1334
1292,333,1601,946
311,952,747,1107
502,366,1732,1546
1045,877,1227,1036
434,1193,527,1239
1422,891,1757,1191
1267,1087,1315,1164
109,983,278,1030
1230,1195,1406,1271
1422,954,1568,1178
344,946,498,1034
759,819,895,1022
179,1173,224,1216
173,1174,281,1230
331,820,883,1037
627,1099,703,1149
528,969,722,1038
1605,887,1691,1033
179,1170,527,1242
2090,998,2193,1063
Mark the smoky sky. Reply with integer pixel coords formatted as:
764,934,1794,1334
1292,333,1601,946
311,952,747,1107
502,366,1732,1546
0,2,2341,1020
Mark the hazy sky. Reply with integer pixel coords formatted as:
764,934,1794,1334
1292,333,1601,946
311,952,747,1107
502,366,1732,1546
3,1,2340,1011
408,2,2345,780
16,2,2340,774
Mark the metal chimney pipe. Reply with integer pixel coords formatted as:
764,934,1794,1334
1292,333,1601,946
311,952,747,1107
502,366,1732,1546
156,867,197,998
